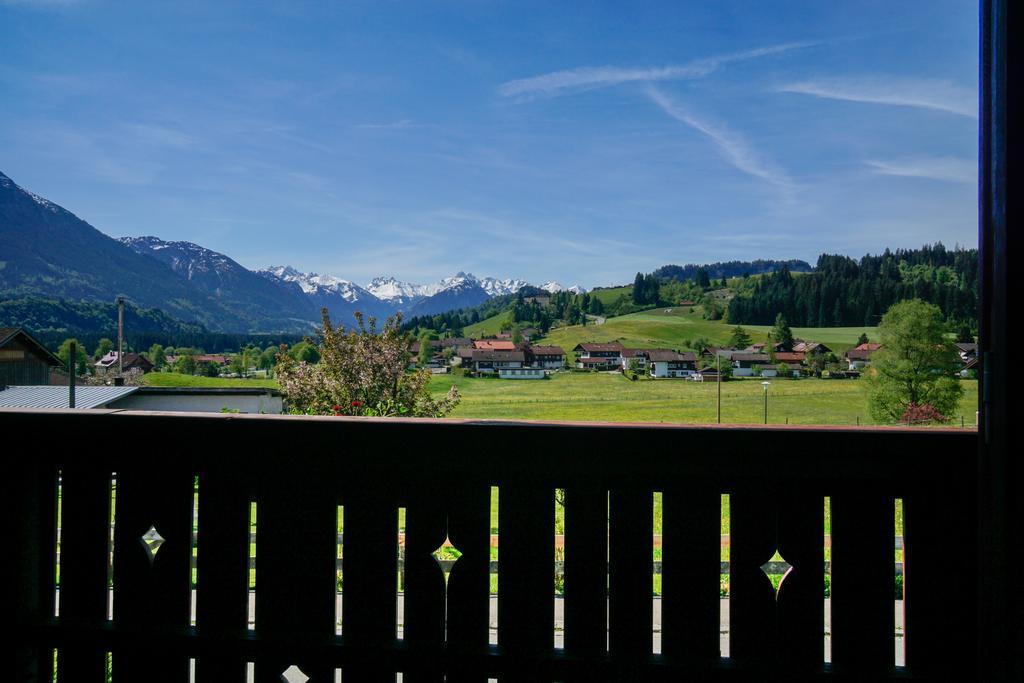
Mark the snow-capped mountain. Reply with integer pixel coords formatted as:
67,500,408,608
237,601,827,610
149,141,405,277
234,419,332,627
540,281,588,295
407,272,491,317
479,276,530,297
261,265,376,304
120,236,239,285
259,266,394,322
119,237,318,331
365,276,431,308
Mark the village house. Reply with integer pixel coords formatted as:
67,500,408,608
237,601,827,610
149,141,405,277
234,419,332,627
526,345,565,369
647,350,699,378
576,356,619,371
470,349,525,375
498,366,546,379
94,351,154,376
793,340,832,356
0,327,63,386
731,352,770,377
195,354,229,366
618,348,655,371
439,337,472,351
845,343,882,370
473,339,518,351
573,342,624,359
955,342,978,364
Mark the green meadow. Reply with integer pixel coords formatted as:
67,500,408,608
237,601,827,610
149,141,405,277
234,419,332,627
537,306,878,362
142,372,278,388
430,372,978,427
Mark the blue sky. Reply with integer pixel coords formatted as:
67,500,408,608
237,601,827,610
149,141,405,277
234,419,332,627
0,1,978,288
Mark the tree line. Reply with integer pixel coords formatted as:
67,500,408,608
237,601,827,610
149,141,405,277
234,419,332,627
726,244,978,330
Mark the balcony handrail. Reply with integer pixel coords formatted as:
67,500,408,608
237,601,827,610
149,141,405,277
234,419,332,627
6,408,976,681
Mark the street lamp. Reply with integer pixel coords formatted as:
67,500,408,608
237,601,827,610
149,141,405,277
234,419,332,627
761,381,771,425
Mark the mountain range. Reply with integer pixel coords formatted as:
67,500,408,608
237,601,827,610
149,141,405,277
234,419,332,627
0,169,588,333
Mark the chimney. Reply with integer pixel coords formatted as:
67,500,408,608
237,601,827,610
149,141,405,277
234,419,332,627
68,340,76,409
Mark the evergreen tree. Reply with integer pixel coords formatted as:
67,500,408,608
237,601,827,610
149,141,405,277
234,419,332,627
728,326,753,349
770,314,794,350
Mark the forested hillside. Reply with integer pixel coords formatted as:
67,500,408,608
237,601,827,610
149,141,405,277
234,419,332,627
726,244,978,329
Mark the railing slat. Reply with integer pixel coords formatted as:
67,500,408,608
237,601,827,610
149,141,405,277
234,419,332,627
403,489,447,683
254,466,338,683
110,462,194,681
341,479,398,682
498,481,554,679
56,464,111,681
729,489,778,668
563,483,608,664
444,483,492,683
8,458,58,682
194,464,252,683
904,482,975,678
776,490,824,672
830,489,893,675
608,485,652,666
661,484,720,665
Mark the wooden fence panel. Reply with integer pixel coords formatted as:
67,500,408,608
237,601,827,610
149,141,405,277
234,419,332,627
110,456,194,682
563,482,608,668
608,484,653,672
660,484,721,666
498,482,554,680
194,460,252,683
776,490,824,673
56,464,111,681
830,488,893,676
728,488,778,668
340,478,398,682
253,463,338,683
445,482,493,683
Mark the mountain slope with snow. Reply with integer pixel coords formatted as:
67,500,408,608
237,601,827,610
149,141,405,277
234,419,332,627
120,237,318,331
259,266,394,323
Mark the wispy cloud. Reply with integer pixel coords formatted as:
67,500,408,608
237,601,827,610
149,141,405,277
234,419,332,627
498,42,815,99
777,77,977,118
865,156,976,184
354,119,419,130
646,87,795,189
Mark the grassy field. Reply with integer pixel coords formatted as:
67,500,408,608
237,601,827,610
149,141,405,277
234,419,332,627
463,312,510,338
431,371,978,427
538,307,878,362
141,372,278,388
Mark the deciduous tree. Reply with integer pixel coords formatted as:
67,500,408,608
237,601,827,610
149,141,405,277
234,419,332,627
866,299,963,423
276,309,460,417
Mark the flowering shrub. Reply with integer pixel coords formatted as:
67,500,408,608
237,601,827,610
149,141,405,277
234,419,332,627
900,402,948,425
276,308,460,418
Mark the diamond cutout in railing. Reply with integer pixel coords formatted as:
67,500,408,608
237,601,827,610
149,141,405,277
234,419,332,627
431,536,461,587
280,665,309,683
140,526,165,564
759,551,794,600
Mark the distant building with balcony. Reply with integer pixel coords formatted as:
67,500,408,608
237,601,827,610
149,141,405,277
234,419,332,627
647,350,698,378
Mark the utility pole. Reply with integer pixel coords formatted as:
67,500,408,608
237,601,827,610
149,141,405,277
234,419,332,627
717,353,721,424
117,296,125,375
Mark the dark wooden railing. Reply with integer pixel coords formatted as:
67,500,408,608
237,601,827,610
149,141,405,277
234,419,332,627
6,409,976,681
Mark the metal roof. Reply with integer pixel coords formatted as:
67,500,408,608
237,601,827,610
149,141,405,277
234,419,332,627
0,385,139,410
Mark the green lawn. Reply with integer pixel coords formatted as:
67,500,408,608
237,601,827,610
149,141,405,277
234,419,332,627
141,372,278,388
431,371,978,427
537,307,878,362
